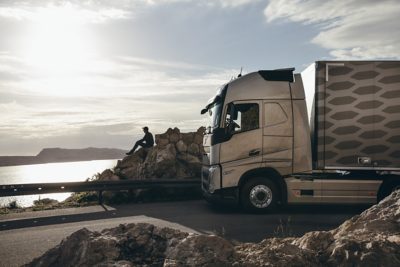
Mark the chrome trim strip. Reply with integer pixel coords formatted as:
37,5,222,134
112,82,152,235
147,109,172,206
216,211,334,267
324,166,400,171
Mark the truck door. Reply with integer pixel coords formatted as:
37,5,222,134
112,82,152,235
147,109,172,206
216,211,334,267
262,101,293,171
219,101,263,187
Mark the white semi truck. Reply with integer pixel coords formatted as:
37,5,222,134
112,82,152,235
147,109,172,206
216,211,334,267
201,61,400,212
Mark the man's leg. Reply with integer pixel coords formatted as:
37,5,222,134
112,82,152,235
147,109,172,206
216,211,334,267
143,144,153,149
127,141,145,155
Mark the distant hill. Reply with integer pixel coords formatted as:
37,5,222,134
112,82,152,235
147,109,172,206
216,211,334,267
0,147,128,167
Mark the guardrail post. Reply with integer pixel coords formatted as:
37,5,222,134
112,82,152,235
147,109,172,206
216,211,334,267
98,190,103,205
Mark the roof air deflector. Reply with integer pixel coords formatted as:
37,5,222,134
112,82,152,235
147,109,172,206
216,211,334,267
258,68,295,82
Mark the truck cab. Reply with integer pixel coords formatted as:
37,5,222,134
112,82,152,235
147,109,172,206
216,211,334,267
201,68,312,211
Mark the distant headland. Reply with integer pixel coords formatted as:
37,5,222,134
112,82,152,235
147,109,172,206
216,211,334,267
0,147,128,167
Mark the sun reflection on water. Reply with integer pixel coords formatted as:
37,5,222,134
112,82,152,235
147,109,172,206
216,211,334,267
0,160,118,207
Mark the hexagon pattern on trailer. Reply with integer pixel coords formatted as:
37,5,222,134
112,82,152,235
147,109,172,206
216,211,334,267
314,61,400,169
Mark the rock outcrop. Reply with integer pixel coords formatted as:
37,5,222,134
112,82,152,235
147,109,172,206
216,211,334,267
98,127,205,180
27,190,400,267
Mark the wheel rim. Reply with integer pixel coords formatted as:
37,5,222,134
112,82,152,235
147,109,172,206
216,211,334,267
249,185,272,208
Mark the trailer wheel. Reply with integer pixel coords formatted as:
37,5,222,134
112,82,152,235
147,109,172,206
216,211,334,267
240,177,278,212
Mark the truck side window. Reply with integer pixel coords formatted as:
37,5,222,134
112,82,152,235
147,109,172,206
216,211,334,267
229,103,259,133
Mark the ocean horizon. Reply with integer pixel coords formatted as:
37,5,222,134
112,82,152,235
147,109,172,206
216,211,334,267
0,159,118,207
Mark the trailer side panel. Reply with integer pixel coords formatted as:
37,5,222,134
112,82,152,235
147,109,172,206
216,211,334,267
312,61,400,170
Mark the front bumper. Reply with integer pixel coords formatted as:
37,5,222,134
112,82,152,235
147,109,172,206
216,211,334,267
202,162,239,205
202,186,239,205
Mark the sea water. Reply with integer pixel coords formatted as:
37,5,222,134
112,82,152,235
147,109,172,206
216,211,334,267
0,159,118,207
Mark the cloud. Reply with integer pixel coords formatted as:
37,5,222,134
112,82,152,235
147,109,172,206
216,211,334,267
0,50,233,98
132,0,260,8
117,56,224,72
0,51,230,153
0,0,259,155
264,0,400,59
203,0,261,8
0,93,210,155
0,1,130,23
0,52,28,79
0,0,259,23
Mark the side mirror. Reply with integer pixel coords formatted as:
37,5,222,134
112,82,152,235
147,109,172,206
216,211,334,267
226,122,234,136
200,108,208,115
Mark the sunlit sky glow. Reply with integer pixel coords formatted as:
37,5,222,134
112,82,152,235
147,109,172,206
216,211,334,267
1,0,399,155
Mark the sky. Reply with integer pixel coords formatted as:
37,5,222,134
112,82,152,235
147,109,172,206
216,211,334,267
0,0,399,156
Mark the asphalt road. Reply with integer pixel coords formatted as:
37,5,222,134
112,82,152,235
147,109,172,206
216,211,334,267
0,200,370,267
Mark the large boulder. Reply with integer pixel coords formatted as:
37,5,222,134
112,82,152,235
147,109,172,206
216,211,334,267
169,128,180,144
112,127,205,180
26,223,189,267
142,144,178,178
176,154,202,177
175,140,187,153
27,190,400,267
165,235,236,266
181,132,194,145
234,190,400,267
187,143,200,155
98,169,120,181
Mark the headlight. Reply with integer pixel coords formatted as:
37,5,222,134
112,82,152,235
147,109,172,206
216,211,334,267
208,165,220,193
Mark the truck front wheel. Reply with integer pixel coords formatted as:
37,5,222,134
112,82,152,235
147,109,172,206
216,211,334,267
240,177,278,212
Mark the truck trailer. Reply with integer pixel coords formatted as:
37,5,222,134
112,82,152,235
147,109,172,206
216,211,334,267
201,61,400,211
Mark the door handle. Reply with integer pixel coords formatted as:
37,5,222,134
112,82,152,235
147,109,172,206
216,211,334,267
249,149,260,157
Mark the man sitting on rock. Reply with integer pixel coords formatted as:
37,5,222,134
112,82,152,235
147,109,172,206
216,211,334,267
126,126,154,155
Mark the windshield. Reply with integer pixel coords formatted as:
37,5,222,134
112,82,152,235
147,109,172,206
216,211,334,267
208,102,223,129
202,85,227,130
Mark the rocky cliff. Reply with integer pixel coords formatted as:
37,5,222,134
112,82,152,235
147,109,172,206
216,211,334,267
27,190,400,267
98,127,205,180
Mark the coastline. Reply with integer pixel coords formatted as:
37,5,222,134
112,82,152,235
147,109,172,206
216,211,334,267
0,147,127,167
0,159,120,208
0,157,123,168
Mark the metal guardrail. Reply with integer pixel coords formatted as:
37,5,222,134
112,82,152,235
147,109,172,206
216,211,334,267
0,179,201,204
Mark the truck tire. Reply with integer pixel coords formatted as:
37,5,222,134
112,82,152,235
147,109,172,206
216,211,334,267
240,177,278,212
